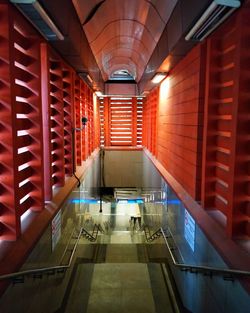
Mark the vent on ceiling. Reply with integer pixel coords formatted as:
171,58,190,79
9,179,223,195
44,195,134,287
185,0,241,41
10,0,64,41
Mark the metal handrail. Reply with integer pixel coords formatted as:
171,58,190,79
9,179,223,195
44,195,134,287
59,228,76,265
141,225,162,242
0,227,83,281
160,227,250,278
81,223,104,241
93,223,104,234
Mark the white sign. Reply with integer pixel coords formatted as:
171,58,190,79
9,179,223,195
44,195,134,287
184,209,195,251
51,210,61,251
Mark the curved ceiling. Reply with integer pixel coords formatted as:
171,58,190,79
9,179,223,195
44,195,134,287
72,0,177,82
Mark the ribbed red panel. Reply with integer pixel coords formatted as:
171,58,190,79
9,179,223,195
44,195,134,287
62,67,73,176
49,53,65,187
14,14,44,215
88,88,95,155
110,97,133,146
74,76,82,165
41,43,52,201
104,97,111,146
144,45,205,200
0,3,95,242
136,97,143,146
99,97,105,146
74,80,95,164
142,88,158,156
80,80,87,160
0,4,44,239
93,96,100,149
41,45,75,193
87,87,94,156
202,8,250,238
158,46,205,200
0,4,19,239
99,97,142,146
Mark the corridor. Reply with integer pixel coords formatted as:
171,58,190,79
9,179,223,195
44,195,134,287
0,1,250,312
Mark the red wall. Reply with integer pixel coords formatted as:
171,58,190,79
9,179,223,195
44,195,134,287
156,45,206,200
144,3,250,239
202,6,250,238
0,2,98,241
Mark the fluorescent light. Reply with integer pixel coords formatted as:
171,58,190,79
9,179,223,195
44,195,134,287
95,91,103,97
10,0,64,41
185,0,240,41
141,90,149,97
86,74,93,83
151,72,167,84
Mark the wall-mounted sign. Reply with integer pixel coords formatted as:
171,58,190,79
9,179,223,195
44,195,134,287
51,210,61,251
184,209,195,251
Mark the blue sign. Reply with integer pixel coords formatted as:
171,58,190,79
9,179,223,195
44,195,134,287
71,199,99,204
184,209,195,251
117,199,144,204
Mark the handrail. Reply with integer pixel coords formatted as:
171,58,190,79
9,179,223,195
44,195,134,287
141,225,162,242
0,227,83,282
160,227,250,278
59,228,76,265
93,223,105,234
81,223,104,241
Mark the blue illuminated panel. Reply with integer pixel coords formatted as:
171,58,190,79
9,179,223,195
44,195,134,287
184,209,195,252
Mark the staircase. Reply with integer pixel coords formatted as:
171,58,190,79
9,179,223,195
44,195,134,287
58,230,174,313
0,224,178,313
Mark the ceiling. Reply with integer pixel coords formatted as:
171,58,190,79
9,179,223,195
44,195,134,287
72,0,178,82
35,0,213,94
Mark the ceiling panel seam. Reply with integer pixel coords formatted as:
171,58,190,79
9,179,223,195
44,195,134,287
86,19,158,44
